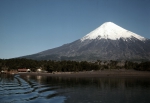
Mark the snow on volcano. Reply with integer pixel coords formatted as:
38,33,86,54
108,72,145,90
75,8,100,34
20,22,150,61
81,22,146,41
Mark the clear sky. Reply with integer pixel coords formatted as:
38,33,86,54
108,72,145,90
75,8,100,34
0,0,150,59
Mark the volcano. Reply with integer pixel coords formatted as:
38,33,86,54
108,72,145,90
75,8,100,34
21,22,150,61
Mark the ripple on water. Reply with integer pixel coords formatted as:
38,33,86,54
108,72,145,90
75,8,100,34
0,74,66,103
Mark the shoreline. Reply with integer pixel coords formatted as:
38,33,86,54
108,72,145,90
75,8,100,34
18,69,150,78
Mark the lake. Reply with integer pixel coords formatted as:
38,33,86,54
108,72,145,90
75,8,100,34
0,74,150,103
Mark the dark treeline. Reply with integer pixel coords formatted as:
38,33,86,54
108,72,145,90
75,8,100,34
0,58,150,72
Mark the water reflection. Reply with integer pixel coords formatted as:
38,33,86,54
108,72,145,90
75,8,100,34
0,74,66,103
28,76,150,103
37,75,42,80
0,74,150,103
33,76,150,89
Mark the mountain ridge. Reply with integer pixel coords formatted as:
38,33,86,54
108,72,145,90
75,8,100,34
20,22,150,61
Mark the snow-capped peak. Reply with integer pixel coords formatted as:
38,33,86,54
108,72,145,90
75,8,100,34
81,22,146,41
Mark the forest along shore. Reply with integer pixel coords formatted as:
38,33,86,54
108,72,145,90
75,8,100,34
18,69,150,78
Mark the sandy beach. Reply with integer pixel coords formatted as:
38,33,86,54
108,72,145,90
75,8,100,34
18,69,150,78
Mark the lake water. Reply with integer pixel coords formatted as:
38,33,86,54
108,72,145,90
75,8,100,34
0,74,150,103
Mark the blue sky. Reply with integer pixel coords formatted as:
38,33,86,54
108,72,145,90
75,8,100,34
0,0,150,59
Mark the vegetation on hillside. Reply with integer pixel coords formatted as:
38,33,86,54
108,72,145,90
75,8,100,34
0,58,150,72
